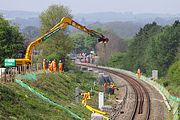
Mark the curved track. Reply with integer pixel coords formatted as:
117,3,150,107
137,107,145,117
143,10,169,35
111,70,150,120
79,64,151,120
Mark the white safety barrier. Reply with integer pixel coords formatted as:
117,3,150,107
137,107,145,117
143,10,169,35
0,68,5,76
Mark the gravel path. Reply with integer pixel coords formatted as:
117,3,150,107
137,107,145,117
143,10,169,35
139,80,170,120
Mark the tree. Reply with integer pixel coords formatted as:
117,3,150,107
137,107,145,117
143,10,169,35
0,16,24,66
167,60,180,84
37,4,73,63
107,52,126,68
164,60,180,96
96,30,127,65
144,22,180,76
22,26,39,39
111,21,180,77
125,22,162,73
22,26,39,47
70,31,97,53
70,32,86,53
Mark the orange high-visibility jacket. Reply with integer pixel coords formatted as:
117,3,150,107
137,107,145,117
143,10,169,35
43,61,46,71
83,92,90,100
48,63,53,72
137,68,141,79
52,60,56,72
137,68,141,74
59,62,63,72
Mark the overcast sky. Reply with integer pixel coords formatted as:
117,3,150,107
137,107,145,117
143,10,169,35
0,0,180,14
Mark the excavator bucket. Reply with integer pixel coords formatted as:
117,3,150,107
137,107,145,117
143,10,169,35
98,37,109,43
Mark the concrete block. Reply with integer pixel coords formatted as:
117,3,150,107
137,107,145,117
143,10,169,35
152,70,158,80
91,113,103,120
101,105,112,112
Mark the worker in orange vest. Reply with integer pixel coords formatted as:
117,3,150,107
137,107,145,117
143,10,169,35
43,59,46,71
52,59,56,72
48,61,52,72
110,83,115,94
81,92,90,105
137,67,141,80
58,60,63,72
104,83,108,93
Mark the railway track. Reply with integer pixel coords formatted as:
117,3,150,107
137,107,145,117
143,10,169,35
110,70,150,120
79,64,151,120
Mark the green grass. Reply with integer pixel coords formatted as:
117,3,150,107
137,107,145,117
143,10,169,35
0,71,100,120
156,78,180,97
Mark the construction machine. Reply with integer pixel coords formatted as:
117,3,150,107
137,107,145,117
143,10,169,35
4,17,109,67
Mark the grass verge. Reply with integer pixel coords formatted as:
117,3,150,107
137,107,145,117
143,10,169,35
0,71,100,120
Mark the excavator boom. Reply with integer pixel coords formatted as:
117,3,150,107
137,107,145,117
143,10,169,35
14,17,109,66
61,17,108,43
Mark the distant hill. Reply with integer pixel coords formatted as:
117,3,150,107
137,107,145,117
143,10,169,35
74,12,180,38
75,12,180,25
0,10,40,29
1,10,179,37
103,21,142,38
12,17,40,29
75,12,180,38
87,21,142,39
0,10,39,19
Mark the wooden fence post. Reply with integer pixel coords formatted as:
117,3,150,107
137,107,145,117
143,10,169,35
28,64,30,73
16,67,18,75
24,65,26,74
0,69,3,82
9,68,11,82
8,69,10,82
22,65,24,74
4,69,6,83
36,64,38,72
19,66,21,74
24,65,25,74
12,67,15,82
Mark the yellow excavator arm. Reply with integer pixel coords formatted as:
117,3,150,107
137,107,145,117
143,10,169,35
15,17,109,66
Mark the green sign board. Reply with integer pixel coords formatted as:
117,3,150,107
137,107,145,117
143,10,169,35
4,59,16,67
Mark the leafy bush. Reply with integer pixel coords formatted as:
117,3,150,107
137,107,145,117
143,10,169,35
167,60,180,85
107,52,126,69
0,16,24,66
157,60,180,97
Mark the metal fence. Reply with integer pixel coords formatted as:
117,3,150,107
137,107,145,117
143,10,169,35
0,63,42,83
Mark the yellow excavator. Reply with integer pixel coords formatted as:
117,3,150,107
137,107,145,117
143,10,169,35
4,17,108,67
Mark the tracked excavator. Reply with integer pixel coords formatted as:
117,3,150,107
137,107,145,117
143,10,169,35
4,17,109,66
